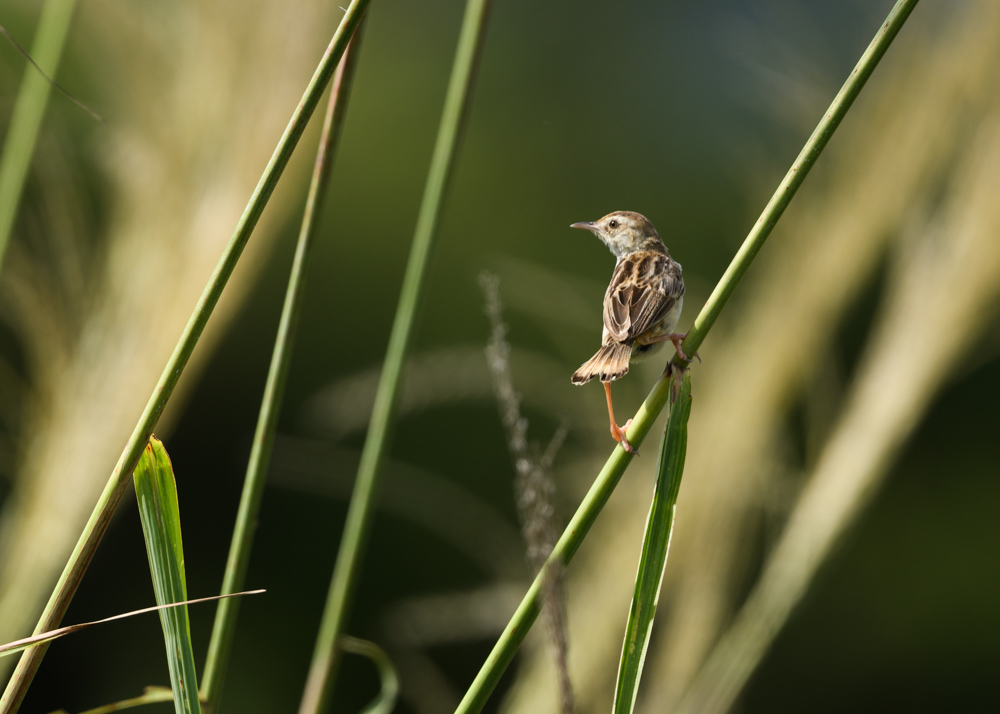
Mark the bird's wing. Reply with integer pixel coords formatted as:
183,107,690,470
603,252,683,343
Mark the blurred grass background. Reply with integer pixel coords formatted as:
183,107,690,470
0,0,997,712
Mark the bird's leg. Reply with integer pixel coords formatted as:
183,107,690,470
603,381,637,454
645,331,700,363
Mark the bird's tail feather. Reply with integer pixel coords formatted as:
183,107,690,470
571,343,632,384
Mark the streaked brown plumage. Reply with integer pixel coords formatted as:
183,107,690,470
570,211,687,453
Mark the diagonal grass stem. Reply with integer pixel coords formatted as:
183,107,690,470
454,1,919,711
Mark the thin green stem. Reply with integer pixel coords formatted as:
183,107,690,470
199,33,363,713
0,0,77,274
0,3,369,711
454,1,919,711
297,1,493,712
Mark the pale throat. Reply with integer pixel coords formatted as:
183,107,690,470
604,237,666,261
603,238,637,260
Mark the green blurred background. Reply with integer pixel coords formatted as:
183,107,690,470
0,0,997,712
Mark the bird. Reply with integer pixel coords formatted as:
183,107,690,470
570,211,688,454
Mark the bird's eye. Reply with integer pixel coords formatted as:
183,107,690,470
608,219,618,229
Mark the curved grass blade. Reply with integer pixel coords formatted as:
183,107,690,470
199,28,364,713
613,371,691,714
0,591,263,659
454,2,919,711
0,3,370,709
339,637,400,714
0,0,78,274
133,437,199,714
64,686,174,714
298,1,493,712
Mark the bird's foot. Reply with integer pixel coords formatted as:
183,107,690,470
666,333,700,364
611,419,638,455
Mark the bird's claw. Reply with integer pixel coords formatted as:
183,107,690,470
680,349,701,364
612,419,638,455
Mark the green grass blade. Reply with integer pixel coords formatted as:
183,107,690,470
297,2,493,712
199,31,364,713
613,371,692,714
133,437,200,714
454,2,918,711
0,0,77,274
339,637,400,714
0,4,370,710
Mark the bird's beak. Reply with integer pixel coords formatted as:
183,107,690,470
570,221,597,231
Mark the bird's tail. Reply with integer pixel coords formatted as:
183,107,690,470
571,343,632,385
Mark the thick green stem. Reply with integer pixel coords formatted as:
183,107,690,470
0,3,369,711
297,1,493,712
0,0,77,274
199,33,363,713
454,1,919,711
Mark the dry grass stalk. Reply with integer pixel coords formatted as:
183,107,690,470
480,272,574,714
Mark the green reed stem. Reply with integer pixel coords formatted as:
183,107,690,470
0,3,369,711
454,1,919,711
199,34,363,713
0,0,77,274
297,2,493,712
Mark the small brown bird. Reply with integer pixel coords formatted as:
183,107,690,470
571,211,688,454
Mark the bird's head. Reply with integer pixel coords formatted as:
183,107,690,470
570,211,666,259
